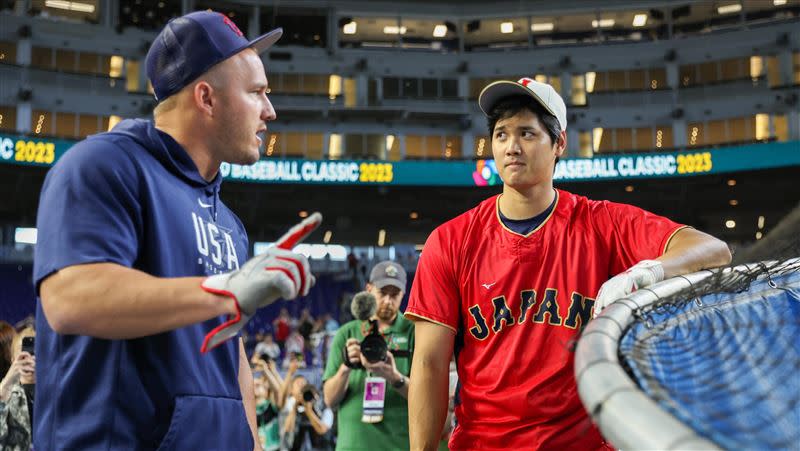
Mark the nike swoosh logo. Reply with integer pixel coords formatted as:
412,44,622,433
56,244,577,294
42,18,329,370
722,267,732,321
481,282,497,289
198,199,213,208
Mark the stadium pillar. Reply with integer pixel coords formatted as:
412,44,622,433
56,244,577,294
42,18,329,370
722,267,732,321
777,50,793,87
567,129,579,158
248,6,260,41
16,103,31,134
398,134,406,160
15,37,31,66
181,0,194,16
327,10,339,54
461,132,474,158
100,0,118,28
356,74,368,107
457,75,468,100
672,119,687,148
560,72,572,106
788,111,799,141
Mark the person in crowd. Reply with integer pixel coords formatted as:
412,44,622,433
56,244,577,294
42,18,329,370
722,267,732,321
273,308,293,351
255,333,282,362
252,355,289,451
281,375,333,451
0,322,15,379
0,326,35,451
323,261,414,450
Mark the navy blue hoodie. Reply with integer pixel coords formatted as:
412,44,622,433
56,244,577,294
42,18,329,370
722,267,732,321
33,119,252,450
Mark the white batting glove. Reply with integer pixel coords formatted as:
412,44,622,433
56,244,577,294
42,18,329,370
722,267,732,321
200,213,322,353
593,260,664,319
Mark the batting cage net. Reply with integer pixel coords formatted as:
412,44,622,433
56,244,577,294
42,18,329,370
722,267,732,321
575,203,800,450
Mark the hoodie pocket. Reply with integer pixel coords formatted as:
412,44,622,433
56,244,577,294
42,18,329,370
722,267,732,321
156,395,253,451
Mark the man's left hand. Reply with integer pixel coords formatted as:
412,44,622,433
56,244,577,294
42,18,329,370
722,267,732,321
594,260,664,318
360,351,401,383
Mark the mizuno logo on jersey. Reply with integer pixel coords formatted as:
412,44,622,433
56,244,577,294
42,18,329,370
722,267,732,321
481,282,497,289
467,289,595,340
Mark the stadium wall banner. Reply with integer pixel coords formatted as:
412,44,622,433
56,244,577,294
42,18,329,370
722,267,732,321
1,132,798,186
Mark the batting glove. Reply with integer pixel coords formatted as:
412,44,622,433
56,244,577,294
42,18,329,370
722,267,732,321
200,213,322,353
593,260,664,318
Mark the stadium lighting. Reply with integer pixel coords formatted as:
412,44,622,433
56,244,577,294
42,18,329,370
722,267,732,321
632,14,648,27
299,210,309,218
383,26,407,35
45,0,95,12
500,22,514,34
758,216,765,229
755,231,763,240
725,220,736,229
774,0,787,5
342,21,357,35
727,179,737,186
729,199,739,206
410,212,419,219
378,229,386,247
15,228,37,245
625,185,634,192
592,19,615,28
323,230,332,244
717,4,742,14
433,24,447,37
531,22,554,32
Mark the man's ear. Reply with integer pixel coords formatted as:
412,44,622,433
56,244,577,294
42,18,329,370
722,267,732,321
554,130,567,157
193,81,216,117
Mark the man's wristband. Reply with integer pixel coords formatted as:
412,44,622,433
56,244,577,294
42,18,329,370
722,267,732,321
392,374,406,389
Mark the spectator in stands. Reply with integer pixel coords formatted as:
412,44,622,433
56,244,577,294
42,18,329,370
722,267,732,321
297,308,315,344
273,308,293,350
280,375,333,451
283,328,307,369
255,333,282,362
0,326,35,451
323,261,414,450
322,313,339,333
252,355,291,451
0,321,15,379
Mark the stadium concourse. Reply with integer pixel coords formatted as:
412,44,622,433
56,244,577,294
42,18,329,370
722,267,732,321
1,0,799,449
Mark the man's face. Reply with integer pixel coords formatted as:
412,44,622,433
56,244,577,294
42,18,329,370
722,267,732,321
491,109,565,189
211,49,276,165
369,284,404,322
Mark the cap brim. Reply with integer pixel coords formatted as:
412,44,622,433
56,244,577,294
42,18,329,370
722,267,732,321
478,80,560,120
250,27,283,53
372,278,405,290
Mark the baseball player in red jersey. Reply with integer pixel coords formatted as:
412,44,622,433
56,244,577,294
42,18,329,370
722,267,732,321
405,78,732,451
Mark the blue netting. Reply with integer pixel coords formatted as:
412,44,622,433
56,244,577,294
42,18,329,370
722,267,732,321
620,269,800,450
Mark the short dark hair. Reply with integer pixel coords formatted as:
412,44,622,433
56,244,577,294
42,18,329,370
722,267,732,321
487,96,562,148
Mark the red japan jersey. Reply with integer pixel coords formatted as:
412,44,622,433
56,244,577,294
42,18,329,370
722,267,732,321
406,189,685,451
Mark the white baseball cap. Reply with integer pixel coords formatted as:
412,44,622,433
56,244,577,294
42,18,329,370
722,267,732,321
478,77,568,132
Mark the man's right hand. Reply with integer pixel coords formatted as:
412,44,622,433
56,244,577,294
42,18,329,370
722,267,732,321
200,213,322,353
344,338,362,368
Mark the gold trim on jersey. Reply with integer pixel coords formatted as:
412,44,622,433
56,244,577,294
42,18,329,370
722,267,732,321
495,189,560,238
662,225,692,255
404,312,458,334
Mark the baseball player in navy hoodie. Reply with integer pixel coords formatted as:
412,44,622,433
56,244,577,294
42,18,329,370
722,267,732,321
32,11,317,450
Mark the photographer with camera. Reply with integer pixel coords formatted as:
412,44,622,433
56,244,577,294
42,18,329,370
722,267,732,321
280,375,333,451
0,327,35,451
323,261,414,450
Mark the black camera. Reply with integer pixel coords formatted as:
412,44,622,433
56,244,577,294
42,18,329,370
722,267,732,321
359,320,388,364
344,292,389,369
301,384,317,403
